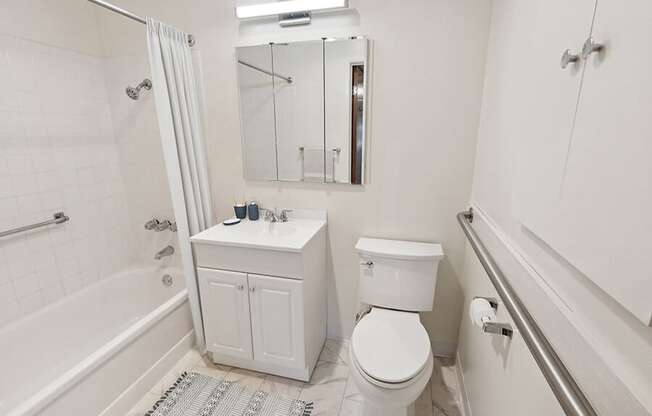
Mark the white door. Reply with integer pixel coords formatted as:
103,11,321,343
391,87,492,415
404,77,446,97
538,0,652,324
248,274,305,369
513,0,597,234
198,268,253,359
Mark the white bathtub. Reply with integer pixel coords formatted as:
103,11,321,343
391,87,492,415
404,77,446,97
0,266,193,416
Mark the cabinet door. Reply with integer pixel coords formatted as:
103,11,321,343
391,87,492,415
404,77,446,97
248,274,305,368
541,0,652,324
513,0,597,234
198,268,253,359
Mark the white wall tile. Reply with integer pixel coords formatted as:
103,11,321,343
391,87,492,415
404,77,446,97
0,32,138,326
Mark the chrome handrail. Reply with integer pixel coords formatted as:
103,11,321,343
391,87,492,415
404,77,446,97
457,208,597,416
0,212,70,239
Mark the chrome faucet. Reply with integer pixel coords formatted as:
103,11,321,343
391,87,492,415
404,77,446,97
279,209,292,222
264,208,279,222
155,245,175,260
144,218,177,232
264,208,293,223
144,219,159,230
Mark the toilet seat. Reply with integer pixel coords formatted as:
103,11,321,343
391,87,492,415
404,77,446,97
351,308,431,385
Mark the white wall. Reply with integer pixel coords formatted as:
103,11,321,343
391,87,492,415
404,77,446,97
0,1,134,326
100,0,493,355
457,1,652,415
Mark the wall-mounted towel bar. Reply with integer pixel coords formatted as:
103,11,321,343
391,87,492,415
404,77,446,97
457,208,597,416
0,212,70,239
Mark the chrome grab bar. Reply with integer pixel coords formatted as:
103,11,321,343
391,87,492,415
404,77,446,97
457,208,597,416
0,212,70,239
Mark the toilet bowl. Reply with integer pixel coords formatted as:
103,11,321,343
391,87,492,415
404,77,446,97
351,237,444,416
348,307,433,416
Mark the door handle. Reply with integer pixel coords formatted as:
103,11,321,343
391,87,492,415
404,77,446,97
581,37,604,60
560,49,580,69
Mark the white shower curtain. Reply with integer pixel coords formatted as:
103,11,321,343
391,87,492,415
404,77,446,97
146,18,213,349
146,19,213,233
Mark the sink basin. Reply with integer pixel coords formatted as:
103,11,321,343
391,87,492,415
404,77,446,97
190,210,326,253
239,221,297,238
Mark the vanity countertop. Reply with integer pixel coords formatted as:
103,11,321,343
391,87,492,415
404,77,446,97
190,210,327,253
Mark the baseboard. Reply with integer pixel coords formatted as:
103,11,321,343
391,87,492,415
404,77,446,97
454,352,472,416
99,329,195,416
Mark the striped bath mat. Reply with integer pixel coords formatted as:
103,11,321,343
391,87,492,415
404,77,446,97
145,372,313,416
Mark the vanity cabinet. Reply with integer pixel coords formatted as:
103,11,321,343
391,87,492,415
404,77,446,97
190,213,327,381
197,269,253,360
248,274,305,369
197,268,306,370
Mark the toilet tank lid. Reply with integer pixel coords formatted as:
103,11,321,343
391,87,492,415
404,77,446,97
355,237,444,261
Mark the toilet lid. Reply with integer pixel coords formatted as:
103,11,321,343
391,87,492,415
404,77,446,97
351,308,431,384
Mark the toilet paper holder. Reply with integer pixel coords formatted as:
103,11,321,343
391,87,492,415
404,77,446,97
473,296,513,338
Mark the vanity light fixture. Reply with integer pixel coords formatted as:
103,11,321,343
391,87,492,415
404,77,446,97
236,0,348,26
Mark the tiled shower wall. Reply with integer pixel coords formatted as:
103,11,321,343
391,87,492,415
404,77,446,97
0,34,134,326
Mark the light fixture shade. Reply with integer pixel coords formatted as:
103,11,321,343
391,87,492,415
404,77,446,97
236,0,348,19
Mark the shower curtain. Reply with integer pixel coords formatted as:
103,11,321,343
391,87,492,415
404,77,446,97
146,18,213,349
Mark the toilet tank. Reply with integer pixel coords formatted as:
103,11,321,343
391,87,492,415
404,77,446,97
355,238,444,312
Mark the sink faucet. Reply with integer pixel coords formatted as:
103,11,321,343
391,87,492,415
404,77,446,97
279,209,293,222
264,208,293,223
155,245,175,260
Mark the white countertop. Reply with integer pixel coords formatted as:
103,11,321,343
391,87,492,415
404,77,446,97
190,213,327,253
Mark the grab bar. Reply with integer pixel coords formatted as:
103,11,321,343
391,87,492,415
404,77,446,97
0,212,70,239
457,208,597,416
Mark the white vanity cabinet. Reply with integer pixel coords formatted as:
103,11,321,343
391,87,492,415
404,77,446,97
191,212,327,381
197,269,253,360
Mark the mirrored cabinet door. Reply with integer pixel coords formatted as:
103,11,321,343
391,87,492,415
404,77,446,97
237,45,278,181
236,37,369,184
273,40,325,182
324,38,368,184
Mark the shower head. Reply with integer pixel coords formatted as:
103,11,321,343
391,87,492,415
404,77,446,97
126,78,152,100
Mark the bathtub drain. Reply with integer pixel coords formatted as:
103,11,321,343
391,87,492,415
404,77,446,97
162,274,174,287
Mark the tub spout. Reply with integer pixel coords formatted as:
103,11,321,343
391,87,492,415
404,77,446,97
155,245,175,260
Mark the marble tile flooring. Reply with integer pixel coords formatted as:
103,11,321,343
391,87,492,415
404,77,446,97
127,339,463,416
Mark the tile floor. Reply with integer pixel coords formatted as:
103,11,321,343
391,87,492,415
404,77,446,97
128,339,463,416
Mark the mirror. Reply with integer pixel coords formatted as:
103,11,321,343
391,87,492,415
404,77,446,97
236,37,369,184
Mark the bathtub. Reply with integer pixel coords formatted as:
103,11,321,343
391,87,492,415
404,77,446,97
0,266,193,416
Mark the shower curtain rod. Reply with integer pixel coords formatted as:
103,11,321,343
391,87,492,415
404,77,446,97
238,60,293,83
86,0,196,46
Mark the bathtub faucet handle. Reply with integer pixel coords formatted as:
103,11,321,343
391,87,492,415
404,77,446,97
144,218,160,230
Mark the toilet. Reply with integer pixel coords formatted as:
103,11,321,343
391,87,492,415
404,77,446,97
349,237,444,416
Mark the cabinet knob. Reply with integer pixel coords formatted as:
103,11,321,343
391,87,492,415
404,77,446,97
250,287,255,292
581,37,604,60
560,49,580,69
237,284,244,291
360,260,374,269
